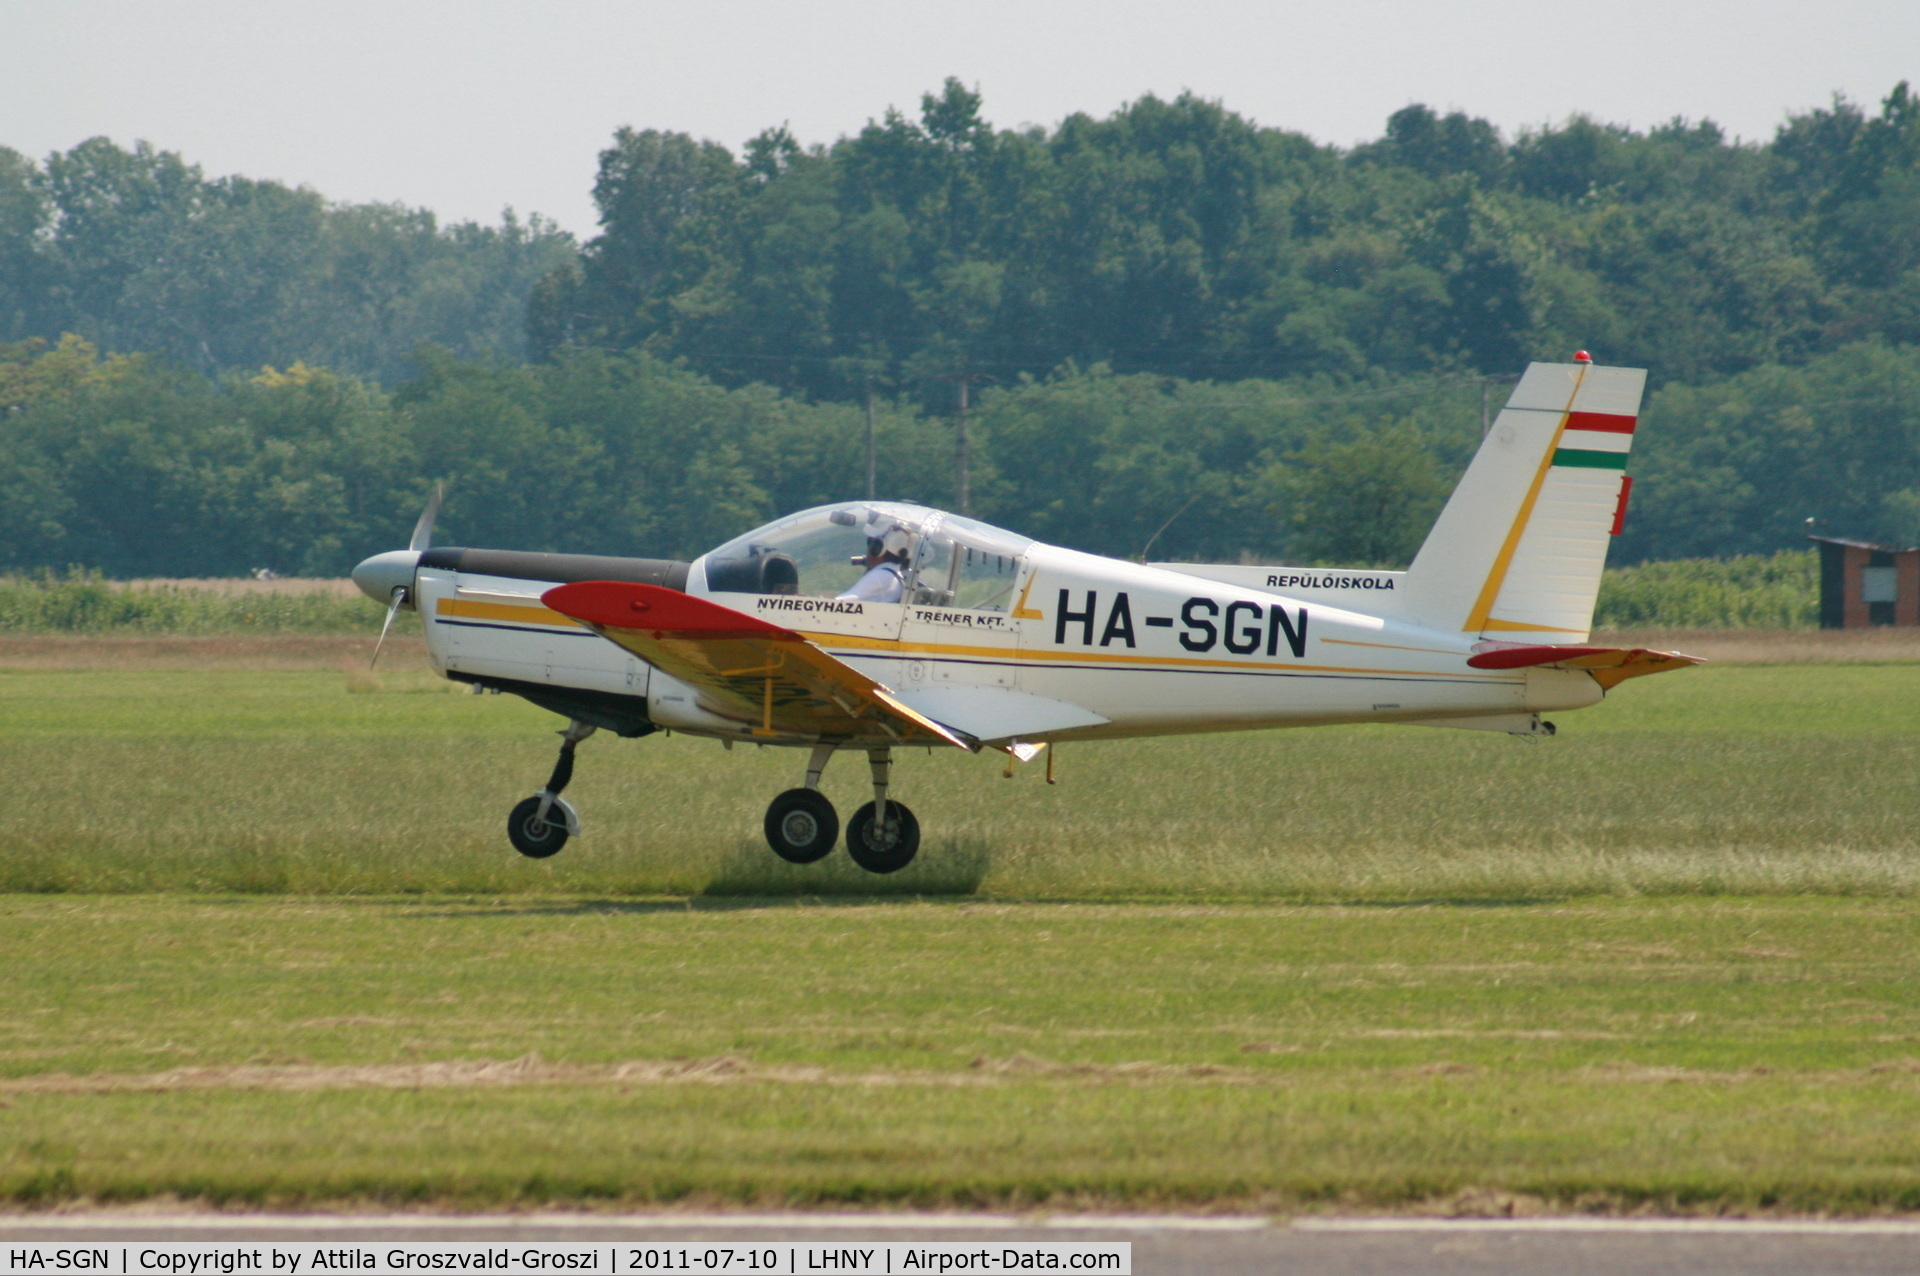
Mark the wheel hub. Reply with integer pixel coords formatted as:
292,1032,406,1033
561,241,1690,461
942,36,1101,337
781,810,819,843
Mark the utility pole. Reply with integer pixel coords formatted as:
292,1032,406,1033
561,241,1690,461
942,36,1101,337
956,376,972,516
939,372,989,516
1480,373,1518,437
864,379,877,501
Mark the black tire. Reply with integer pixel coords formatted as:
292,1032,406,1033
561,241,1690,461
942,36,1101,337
764,788,839,864
845,800,920,874
508,795,570,858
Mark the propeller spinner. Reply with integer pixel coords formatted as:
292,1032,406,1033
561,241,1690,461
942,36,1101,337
352,483,443,667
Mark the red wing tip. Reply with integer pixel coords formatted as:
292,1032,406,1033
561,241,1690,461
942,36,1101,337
542,581,794,638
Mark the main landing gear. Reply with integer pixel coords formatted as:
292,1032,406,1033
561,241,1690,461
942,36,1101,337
764,743,840,863
508,720,595,858
762,745,919,874
504,727,919,874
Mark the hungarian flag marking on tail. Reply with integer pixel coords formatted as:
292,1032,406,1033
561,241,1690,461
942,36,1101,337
1551,411,1635,470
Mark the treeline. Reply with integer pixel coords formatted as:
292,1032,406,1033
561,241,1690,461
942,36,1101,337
540,80,1920,401
8,333,1920,577
0,334,1475,574
6,81,1920,398
4,82,1920,573
0,138,574,383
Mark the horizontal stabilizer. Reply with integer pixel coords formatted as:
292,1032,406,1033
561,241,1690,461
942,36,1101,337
1466,642,1702,689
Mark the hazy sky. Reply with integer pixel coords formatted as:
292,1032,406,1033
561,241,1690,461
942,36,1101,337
4,1,1914,238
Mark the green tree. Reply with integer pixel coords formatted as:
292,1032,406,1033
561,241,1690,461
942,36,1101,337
1620,341,1920,561
0,147,49,342
1262,423,1450,566
9,137,572,383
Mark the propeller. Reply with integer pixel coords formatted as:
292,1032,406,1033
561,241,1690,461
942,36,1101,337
409,481,444,553
371,587,405,668
372,482,443,668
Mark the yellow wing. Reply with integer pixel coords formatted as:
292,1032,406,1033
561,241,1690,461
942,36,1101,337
543,581,972,747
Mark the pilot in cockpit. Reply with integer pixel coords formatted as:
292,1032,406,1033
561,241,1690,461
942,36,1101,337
836,526,911,603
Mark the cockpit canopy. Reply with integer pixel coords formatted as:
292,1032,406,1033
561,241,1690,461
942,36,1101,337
700,502,1033,611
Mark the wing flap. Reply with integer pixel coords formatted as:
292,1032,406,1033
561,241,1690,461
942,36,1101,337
543,582,972,748
889,686,1110,744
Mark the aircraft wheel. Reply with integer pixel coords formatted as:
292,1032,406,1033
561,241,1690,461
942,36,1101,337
846,800,920,874
765,788,839,864
507,796,570,859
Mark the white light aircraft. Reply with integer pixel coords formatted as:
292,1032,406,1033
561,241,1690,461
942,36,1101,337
352,356,1698,873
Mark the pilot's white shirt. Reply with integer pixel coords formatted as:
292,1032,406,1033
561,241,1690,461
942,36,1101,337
836,562,905,603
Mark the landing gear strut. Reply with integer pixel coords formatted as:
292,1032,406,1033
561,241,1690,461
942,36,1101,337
508,720,595,858
846,748,919,874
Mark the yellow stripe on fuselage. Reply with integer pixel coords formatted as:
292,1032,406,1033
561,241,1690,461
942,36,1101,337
435,597,582,629
1479,618,1584,633
801,630,1509,681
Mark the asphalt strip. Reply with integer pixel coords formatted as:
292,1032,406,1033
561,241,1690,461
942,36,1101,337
1291,1217,1920,1234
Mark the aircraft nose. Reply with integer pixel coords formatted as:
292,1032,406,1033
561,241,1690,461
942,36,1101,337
351,549,421,603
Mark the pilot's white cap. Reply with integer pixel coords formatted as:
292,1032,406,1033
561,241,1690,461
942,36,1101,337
873,527,911,556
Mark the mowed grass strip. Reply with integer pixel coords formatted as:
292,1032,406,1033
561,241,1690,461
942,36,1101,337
0,896,1916,1211
1,663,1917,898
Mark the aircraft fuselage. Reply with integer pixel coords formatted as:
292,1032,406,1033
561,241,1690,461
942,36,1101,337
413,535,1600,750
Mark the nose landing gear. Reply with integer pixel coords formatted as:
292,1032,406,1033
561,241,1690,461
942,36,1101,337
759,743,918,873
508,720,596,858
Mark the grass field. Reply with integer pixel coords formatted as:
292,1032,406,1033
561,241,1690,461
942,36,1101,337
1,645,1917,1213
0,574,388,636
2,655,1917,898
2,896,1916,1213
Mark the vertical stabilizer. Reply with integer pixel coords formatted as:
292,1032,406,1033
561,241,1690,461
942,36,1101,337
1400,361,1645,642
